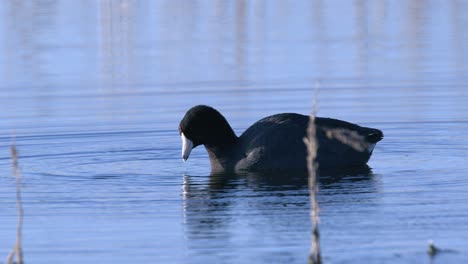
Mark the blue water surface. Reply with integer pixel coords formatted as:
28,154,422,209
1,1,468,263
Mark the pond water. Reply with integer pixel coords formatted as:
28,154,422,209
1,1,468,263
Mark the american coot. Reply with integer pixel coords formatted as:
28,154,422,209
179,105,383,172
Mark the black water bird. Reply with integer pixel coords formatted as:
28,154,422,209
179,105,383,173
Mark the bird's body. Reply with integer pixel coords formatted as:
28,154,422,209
179,105,383,173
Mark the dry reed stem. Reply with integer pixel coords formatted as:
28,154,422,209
325,128,367,152
6,144,23,264
304,93,322,264
303,83,373,263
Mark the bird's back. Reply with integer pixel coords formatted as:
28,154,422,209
236,113,309,171
235,113,382,171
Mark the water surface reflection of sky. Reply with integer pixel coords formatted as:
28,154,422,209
0,1,467,263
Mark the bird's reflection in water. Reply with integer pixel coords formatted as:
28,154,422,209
184,165,375,193
182,165,380,254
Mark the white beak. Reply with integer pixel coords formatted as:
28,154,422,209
181,132,194,162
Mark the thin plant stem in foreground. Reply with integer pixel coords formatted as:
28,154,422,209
6,144,24,264
304,97,322,264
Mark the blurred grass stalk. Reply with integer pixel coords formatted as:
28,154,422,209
304,94,322,264
6,144,24,264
